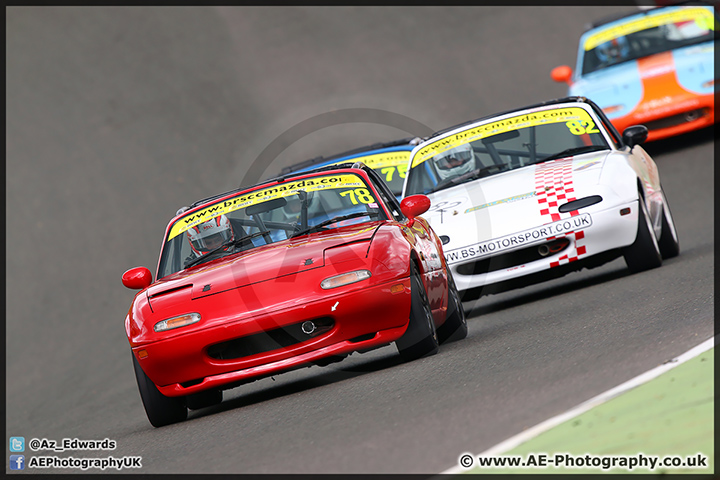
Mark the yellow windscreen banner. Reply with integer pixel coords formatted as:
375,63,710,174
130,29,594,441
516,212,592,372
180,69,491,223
333,151,411,169
584,7,715,51
168,173,365,240
411,107,596,168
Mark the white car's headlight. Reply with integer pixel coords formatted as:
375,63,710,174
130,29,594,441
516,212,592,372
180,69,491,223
321,270,371,289
154,312,201,332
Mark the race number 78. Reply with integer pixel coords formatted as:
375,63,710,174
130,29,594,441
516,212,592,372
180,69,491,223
340,188,376,205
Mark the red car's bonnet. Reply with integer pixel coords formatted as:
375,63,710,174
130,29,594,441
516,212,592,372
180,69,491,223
145,223,380,307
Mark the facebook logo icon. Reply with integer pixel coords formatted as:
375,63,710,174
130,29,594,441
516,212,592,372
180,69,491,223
9,437,25,452
10,455,25,470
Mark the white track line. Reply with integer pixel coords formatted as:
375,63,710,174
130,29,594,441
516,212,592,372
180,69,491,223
442,336,715,474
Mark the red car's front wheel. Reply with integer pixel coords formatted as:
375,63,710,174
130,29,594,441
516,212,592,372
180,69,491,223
132,352,187,428
396,262,439,361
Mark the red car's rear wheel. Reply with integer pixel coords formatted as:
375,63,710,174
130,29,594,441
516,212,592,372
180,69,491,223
437,269,468,344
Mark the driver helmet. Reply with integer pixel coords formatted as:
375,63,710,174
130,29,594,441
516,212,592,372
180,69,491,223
434,144,475,180
596,36,629,64
186,214,233,255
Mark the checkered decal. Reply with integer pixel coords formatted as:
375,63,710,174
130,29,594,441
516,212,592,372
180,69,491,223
534,159,587,267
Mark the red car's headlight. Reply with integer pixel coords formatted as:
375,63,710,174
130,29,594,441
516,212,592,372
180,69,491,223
320,270,371,289
154,312,201,332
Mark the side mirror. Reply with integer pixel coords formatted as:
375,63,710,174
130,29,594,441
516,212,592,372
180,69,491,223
551,65,573,85
622,125,648,148
400,195,431,226
122,266,153,290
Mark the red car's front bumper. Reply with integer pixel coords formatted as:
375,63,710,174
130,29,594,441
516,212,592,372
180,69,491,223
132,278,412,397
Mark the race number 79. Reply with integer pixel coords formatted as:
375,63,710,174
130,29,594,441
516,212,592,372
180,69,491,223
380,164,408,182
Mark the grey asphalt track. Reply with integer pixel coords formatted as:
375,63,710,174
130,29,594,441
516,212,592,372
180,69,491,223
6,6,714,475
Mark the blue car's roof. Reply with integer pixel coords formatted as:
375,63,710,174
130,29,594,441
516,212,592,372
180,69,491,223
280,137,418,175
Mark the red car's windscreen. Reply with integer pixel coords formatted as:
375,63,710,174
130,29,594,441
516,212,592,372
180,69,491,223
157,172,388,278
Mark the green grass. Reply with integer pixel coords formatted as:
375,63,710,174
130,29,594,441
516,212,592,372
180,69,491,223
465,348,714,475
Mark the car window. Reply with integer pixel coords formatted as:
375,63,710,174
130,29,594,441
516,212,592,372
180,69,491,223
594,108,624,148
405,105,610,196
303,150,411,197
579,6,716,75
158,172,388,278
353,150,410,197
365,166,405,221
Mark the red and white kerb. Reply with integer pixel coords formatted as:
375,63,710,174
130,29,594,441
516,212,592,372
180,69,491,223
534,159,587,267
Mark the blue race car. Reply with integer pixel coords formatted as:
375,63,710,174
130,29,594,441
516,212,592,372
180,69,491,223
280,137,423,200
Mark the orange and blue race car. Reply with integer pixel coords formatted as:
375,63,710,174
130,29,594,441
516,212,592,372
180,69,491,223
551,2,716,141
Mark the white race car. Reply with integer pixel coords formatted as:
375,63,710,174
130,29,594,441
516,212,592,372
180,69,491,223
401,96,679,300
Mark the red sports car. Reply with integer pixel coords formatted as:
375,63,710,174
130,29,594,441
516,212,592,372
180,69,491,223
122,163,467,427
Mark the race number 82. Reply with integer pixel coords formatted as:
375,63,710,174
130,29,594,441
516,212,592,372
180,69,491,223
566,120,600,135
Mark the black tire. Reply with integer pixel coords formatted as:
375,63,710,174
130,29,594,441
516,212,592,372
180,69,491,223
623,194,662,273
658,189,680,259
396,262,439,361
132,352,187,428
437,269,468,344
185,389,223,410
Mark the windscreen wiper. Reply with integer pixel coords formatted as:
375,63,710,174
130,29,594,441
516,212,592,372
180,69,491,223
184,231,268,269
531,145,607,165
290,212,371,239
428,164,509,194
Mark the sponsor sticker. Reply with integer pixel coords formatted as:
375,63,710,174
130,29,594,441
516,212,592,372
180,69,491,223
344,151,410,169
411,107,597,168
330,152,410,184
641,95,674,110
465,192,536,214
428,197,467,212
574,160,602,171
169,174,364,240
444,213,592,265
584,7,715,51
